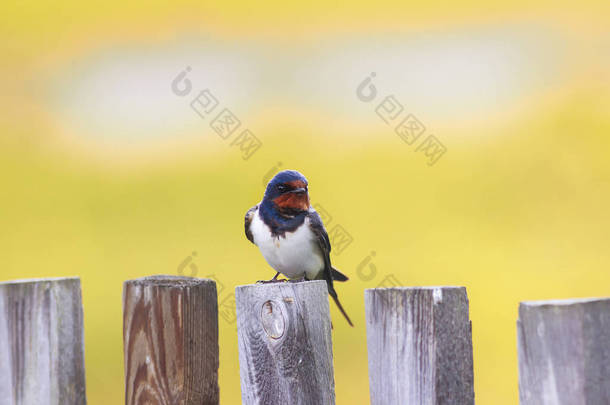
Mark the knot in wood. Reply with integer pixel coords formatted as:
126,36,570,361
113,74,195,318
260,300,285,339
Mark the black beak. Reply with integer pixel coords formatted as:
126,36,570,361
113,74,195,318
290,187,307,194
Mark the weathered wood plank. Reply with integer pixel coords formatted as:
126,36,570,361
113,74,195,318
0,277,87,405
518,297,610,404
123,275,219,405
235,280,335,405
365,287,474,405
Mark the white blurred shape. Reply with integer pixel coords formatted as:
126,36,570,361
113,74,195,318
292,25,566,127
48,42,260,141
47,24,566,145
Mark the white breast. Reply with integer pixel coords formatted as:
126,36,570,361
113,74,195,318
250,209,324,280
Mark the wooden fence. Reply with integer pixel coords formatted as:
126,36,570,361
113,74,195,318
0,275,609,404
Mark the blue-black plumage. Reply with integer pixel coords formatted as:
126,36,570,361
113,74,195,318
245,170,353,326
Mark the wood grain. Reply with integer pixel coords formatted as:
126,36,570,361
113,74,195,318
123,276,219,405
365,287,474,405
235,280,335,405
0,277,87,405
518,297,610,404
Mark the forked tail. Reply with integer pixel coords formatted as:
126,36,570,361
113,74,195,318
328,288,354,327
331,267,349,282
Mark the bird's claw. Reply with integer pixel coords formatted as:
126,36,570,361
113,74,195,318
256,278,288,284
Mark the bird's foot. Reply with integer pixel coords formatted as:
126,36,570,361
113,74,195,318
256,278,288,284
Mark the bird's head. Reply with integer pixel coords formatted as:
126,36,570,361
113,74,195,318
263,170,310,214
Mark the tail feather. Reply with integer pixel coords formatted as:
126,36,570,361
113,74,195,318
331,267,349,282
328,288,354,327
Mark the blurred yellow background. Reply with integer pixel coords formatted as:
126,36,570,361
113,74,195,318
1,1,609,403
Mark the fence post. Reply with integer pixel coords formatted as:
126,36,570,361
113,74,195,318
365,287,474,405
235,280,335,405
517,297,610,404
0,277,87,404
123,275,219,405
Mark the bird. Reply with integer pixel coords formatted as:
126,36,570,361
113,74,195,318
244,169,353,326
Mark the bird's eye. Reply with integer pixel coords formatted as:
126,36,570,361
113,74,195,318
277,184,288,192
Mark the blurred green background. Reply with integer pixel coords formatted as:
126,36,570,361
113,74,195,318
1,1,609,403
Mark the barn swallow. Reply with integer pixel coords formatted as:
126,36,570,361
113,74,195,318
244,170,353,326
